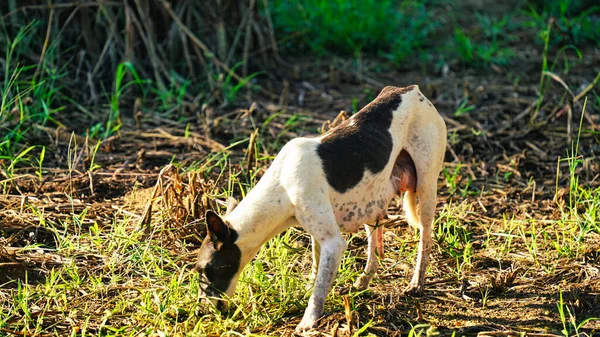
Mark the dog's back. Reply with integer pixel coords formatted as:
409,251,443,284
273,86,446,232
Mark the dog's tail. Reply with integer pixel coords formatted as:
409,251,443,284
403,190,419,228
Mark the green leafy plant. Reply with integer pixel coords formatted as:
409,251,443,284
522,1,600,47
454,99,476,117
105,62,148,139
453,26,513,66
222,62,263,105
557,291,599,336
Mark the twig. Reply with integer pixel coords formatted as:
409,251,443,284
31,2,54,83
243,0,256,77
261,0,281,60
543,71,574,99
225,3,251,65
573,71,600,103
133,0,167,92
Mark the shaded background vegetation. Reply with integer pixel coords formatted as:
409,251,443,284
1,0,599,157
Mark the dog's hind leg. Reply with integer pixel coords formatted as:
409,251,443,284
404,171,438,296
295,202,347,332
353,224,381,290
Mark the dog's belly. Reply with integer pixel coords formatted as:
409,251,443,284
331,177,395,232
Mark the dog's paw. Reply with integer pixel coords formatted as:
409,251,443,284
353,273,372,291
295,320,316,333
403,283,424,297
296,312,319,333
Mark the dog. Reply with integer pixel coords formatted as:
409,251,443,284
195,85,447,332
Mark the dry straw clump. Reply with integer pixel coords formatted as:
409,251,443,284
138,164,218,245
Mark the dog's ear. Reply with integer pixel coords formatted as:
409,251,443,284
225,197,238,215
205,210,230,245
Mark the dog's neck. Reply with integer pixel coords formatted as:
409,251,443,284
224,183,294,270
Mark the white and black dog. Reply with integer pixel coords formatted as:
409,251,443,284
196,85,447,331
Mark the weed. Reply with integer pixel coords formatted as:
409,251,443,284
352,98,359,114
522,1,600,47
1,22,43,161
443,163,462,194
453,26,513,66
443,163,475,197
436,202,472,277
551,45,583,74
480,285,491,308
219,62,263,105
35,145,44,181
476,13,511,42
406,323,437,337
153,74,192,110
454,99,476,117
518,220,540,263
454,28,474,63
531,18,553,123
103,62,149,139
557,290,599,336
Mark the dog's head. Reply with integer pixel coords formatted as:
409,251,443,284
196,206,241,307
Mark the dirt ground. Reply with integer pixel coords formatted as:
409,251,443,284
2,19,600,336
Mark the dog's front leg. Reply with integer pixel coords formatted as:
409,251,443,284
298,234,346,331
296,206,347,332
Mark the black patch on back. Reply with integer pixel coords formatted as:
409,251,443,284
317,86,411,193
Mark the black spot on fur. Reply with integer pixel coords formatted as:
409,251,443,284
317,86,411,193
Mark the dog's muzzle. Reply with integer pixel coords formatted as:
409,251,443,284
199,281,227,312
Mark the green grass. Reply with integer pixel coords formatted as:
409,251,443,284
452,26,514,66
522,0,600,47
269,0,598,70
269,0,437,64
2,120,598,334
0,19,259,173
